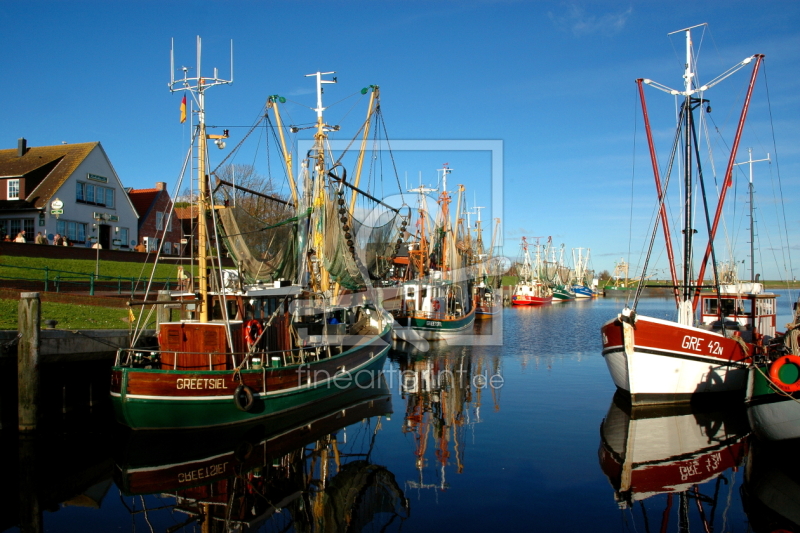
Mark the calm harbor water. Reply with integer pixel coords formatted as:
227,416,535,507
4,291,799,532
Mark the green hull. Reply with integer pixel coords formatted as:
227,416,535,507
394,308,476,341
111,328,391,430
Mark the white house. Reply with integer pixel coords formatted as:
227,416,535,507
0,138,138,248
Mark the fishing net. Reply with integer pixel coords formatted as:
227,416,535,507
216,185,302,284
322,184,402,289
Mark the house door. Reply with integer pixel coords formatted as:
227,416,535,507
99,224,111,249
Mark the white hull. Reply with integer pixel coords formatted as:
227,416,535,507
601,315,749,404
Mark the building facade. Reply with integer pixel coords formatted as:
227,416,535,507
0,138,138,249
127,182,183,254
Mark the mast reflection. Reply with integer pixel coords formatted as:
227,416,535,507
389,340,502,496
114,378,409,532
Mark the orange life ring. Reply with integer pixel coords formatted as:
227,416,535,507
243,319,263,348
768,354,800,392
432,300,441,312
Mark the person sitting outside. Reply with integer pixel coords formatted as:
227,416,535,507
177,266,192,291
3,234,11,242
14,231,26,243
52,233,63,246
134,240,147,252
35,232,48,245
91,241,102,249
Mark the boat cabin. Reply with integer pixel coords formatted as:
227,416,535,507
698,285,778,341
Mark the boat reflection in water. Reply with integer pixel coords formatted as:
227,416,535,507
114,377,409,532
741,437,800,532
598,393,749,528
390,340,502,494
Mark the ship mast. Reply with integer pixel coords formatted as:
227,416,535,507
170,36,232,322
733,148,770,283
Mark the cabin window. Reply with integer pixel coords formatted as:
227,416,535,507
7,179,20,200
420,287,427,299
407,288,415,299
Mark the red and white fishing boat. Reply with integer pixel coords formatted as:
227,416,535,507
511,237,552,306
600,25,775,405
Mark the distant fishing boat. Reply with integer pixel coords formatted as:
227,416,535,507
600,25,784,404
473,214,501,319
570,248,596,298
511,237,552,306
601,258,637,295
393,167,476,341
546,241,576,303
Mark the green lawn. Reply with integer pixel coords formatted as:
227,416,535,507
0,298,154,330
0,254,191,282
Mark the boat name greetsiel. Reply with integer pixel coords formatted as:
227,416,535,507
176,378,227,390
177,462,229,483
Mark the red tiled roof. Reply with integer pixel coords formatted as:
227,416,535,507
127,188,160,218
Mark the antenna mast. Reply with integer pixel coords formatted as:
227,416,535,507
169,36,233,322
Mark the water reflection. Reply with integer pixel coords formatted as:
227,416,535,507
741,438,800,532
598,393,749,529
114,378,409,532
389,340,502,496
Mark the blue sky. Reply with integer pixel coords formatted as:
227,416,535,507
2,1,798,279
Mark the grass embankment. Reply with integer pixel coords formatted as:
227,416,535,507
0,255,183,330
0,298,151,330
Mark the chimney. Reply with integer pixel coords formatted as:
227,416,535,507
156,182,167,191
17,138,27,157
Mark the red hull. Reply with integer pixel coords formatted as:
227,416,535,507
511,295,552,306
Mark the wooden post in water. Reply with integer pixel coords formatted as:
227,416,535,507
18,292,41,433
156,290,172,333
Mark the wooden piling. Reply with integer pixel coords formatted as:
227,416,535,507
18,292,41,432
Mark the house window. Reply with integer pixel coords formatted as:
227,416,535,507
8,179,20,200
56,220,87,244
3,218,33,240
166,212,172,232
173,242,181,255
156,212,164,231
118,228,129,248
77,182,115,207
148,237,159,253
163,241,171,255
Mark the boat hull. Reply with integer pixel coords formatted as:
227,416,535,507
571,285,595,298
111,326,391,430
475,300,501,319
392,308,476,341
600,314,751,404
746,364,800,441
511,294,552,306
